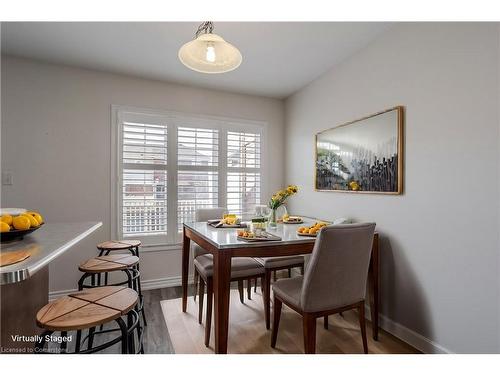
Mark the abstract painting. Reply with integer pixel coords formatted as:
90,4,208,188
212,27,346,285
315,106,404,194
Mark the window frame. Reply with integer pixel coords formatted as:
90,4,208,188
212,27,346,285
111,105,267,252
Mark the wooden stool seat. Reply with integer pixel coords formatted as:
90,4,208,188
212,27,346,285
79,255,139,273
97,240,141,251
36,286,138,331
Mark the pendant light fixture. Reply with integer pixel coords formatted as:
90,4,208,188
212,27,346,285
178,21,242,74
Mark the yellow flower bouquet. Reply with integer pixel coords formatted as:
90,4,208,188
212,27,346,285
268,185,299,227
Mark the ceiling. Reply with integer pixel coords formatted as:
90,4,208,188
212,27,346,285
1,22,391,98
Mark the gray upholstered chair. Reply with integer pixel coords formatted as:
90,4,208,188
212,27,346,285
270,223,376,354
194,254,265,347
254,256,304,329
192,207,227,301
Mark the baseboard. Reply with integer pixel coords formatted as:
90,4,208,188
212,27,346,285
49,274,453,354
140,275,190,290
367,307,453,354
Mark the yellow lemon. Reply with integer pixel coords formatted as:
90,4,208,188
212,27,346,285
12,215,31,230
26,211,44,224
1,214,13,225
0,222,11,232
21,214,40,228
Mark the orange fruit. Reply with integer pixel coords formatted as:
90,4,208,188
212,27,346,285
21,214,40,228
12,215,30,230
0,222,10,232
1,214,13,225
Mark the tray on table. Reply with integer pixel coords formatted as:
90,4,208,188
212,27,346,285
207,220,247,229
237,231,281,242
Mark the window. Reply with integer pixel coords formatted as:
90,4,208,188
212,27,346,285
227,131,261,216
113,107,265,247
177,127,219,232
121,122,168,237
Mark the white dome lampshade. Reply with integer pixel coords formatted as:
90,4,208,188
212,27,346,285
178,24,242,74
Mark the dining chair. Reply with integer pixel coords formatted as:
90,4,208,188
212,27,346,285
193,207,227,301
270,223,376,354
194,254,265,347
254,256,304,329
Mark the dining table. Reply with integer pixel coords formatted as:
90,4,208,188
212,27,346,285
181,217,379,354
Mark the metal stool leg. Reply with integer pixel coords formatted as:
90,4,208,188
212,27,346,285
87,327,95,350
60,331,68,353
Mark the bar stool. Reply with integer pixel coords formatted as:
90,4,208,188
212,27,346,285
95,240,146,326
35,286,140,354
76,254,145,352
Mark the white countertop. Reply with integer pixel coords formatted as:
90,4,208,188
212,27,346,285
0,222,102,285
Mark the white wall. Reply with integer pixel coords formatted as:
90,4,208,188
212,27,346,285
1,56,285,294
285,23,499,353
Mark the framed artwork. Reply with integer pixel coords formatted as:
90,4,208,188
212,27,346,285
315,106,404,194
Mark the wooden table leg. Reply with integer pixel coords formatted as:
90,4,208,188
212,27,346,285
368,233,379,340
182,227,190,313
213,250,232,354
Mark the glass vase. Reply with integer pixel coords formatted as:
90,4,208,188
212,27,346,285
269,208,278,228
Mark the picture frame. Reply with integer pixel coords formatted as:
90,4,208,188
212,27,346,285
315,106,404,194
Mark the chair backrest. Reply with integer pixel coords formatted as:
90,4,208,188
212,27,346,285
195,207,228,222
300,223,376,313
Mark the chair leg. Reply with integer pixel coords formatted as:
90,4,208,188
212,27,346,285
205,278,213,347
198,279,205,324
264,269,272,329
323,316,328,330
288,268,292,278
193,268,199,301
302,313,317,354
238,280,244,303
247,279,252,300
358,302,368,354
270,296,282,348
254,277,257,292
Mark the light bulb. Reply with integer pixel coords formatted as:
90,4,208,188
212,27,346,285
206,45,216,62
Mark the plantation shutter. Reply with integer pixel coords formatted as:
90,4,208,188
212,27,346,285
177,126,220,231
226,131,262,217
121,121,168,236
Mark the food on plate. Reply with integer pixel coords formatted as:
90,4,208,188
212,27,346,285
283,215,302,223
237,229,256,238
0,222,10,232
12,215,31,231
25,211,44,224
21,214,40,228
297,222,328,236
1,214,13,226
220,214,241,226
0,210,44,232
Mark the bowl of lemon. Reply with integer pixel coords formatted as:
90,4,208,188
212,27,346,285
0,208,44,242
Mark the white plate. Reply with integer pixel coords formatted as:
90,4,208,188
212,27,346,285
0,208,27,216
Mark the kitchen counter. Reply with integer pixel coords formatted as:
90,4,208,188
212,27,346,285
1,222,102,285
0,221,102,353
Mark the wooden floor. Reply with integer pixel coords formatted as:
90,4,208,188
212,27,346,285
47,280,418,354
162,288,419,354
